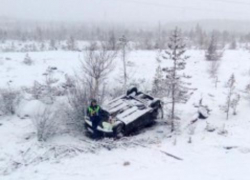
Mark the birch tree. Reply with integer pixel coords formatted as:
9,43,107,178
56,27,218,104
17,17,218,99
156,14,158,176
82,42,116,101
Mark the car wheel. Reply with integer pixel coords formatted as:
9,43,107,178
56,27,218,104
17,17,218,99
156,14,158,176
156,107,164,119
149,99,161,108
126,87,138,96
113,123,125,138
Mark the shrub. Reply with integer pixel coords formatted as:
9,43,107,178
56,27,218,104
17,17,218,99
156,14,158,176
23,53,33,65
24,67,63,104
0,87,21,115
31,106,58,141
63,75,89,132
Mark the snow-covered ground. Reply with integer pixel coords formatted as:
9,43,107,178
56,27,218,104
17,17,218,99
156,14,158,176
1,49,250,180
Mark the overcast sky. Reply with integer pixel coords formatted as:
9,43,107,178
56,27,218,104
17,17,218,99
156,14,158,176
1,0,250,23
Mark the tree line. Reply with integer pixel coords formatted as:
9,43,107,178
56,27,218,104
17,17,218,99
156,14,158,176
1,22,250,51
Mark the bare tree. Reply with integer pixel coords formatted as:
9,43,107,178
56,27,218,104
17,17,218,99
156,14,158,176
23,81,44,100
32,107,58,141
160,28,193,132
119,35,129,92
63,74,88,131
82,42,116,100
24,67,60,104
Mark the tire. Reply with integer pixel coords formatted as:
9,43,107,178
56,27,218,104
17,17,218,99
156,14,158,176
113,122,125,138
157,107,164,119
152,107,164,120
149,99,161,108
150,100,164,120
126,87,138,96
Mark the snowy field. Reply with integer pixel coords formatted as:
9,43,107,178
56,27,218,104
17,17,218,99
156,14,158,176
1,49,250,180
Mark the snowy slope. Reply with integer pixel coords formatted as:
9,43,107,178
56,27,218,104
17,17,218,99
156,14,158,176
1,49,250,180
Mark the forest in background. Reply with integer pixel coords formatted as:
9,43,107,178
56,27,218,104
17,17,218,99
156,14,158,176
1,18,250,52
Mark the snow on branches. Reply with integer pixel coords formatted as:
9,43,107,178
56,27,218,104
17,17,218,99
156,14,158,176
152,65,166,98
221,74,240,120
156,28,194,132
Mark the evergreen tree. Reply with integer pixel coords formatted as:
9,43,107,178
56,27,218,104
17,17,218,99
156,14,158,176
222,74,240,119
107,30,117,51
23,53,33,65
195,24,206,49
206,33,222,61
67,36,77,51
229,39,237,50
152,65,165,98
49,39,57,50
160,28,192,132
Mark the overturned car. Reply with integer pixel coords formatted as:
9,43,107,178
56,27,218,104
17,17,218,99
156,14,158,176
84,88,163,138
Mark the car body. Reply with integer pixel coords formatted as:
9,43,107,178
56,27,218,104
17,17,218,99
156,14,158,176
84,87,163,138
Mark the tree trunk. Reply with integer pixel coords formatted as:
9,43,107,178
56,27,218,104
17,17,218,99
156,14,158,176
171,44,177,132
226,88,233,120
122,44,127,92
93,78,99,99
